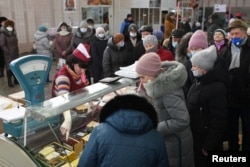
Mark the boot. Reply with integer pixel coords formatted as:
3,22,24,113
7,70,14,87
0,68,4,77
11,71,19,85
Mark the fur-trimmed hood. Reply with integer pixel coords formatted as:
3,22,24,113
145,61,187,98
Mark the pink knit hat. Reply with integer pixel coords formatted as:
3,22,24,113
188,30,208,49
136,52,161,77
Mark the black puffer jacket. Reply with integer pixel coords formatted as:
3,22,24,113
103,38,129,77
186,60,229,150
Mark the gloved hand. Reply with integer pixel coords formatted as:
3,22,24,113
60,110,72,141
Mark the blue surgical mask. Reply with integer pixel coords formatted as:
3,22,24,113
117,42,125,47
172,41,178,48
231,37,243,47
187,52,192,58
98,34,105,38
80,28,87,33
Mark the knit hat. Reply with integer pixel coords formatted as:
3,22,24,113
188,30,208,49
172,29,185,38
128,23,138,32
143,35,158,47
227,19,248,32
191,45,217,71
79,20,88,28
213,28,227,38
153,30,164,42
112,33,124,44
136,52,161,77
95,27,105,35
73,43,91,62
140,25,153,33
38,25,48,32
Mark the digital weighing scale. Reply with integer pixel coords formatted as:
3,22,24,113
3,55,60,138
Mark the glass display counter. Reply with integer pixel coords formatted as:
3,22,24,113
0,77,138,167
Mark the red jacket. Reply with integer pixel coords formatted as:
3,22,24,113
157,45,174,61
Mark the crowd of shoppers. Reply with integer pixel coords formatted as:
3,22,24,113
1,11,250,167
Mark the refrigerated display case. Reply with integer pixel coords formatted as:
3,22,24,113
0,77,137,167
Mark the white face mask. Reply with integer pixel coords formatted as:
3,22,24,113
6,26,13,31
130,32,137,37
192,70,202,77
88,25,94,29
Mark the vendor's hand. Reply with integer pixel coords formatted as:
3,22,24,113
60,120,71,141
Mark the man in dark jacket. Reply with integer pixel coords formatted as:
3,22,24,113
0,16,7,77
120,14,134,40
133,25,153,62
222,19,250,152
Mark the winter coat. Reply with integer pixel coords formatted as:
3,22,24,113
144,61,194,167
164,18,175,40
90,35,108,83
125,34,141,65
133,40,145,62
102,38,130,77
207,14,223,45
54,31,73,59
0,28,19,69
157,45,174,61
71,28,94,49
34,31,52,57
186,60,229,166
221,36,250,107
77,109,169,167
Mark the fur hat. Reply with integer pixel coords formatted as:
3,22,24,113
213,28,227,38
73,43,91,62
172,29,185,38
188,30,208,49
153,30,164,42
143,35,158,47
191,45,217,71
112,33,124,44
227,19,248,32
136,52,161,77
3,20,14,28
38,25,48,32
95,27,105,35
99,94,158,129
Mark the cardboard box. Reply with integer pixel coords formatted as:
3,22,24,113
8,91,26,106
